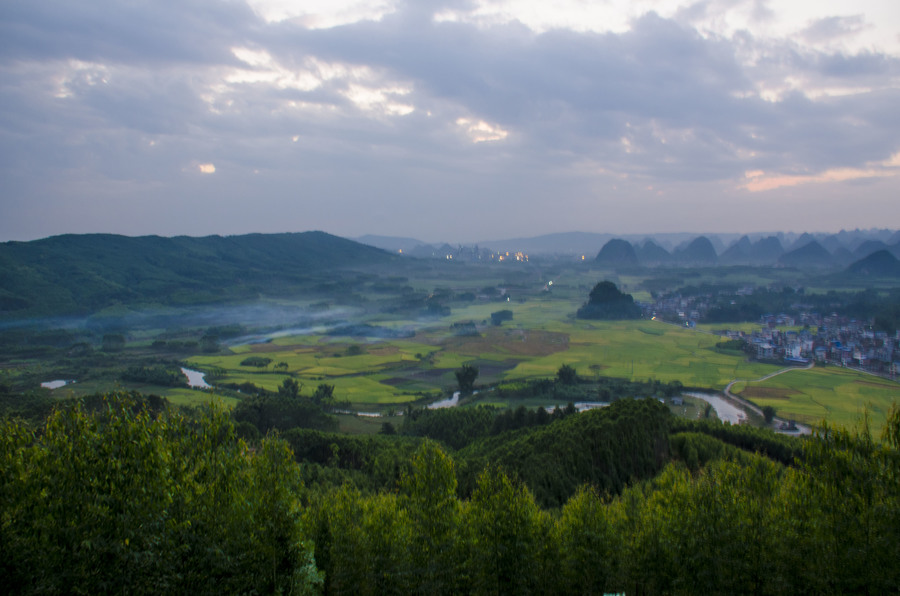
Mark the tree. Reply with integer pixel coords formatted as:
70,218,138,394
0,393,323,594
464,467,550,594
490,309,514,326
576,281,641,320
401,441,463,592
762,405,776,424
312,383,335,405
199,334,219,353
102,333,126,352
279,377,301,399
557,364,578,385
455,364,479,394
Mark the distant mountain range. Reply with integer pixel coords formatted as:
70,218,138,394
6,229,899,319
357,229,900,262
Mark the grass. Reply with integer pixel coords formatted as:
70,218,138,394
732,366,900,436
184,298,781,407
175,296,898,434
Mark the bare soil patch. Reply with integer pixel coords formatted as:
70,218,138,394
441,328,569,357
740,386,796,400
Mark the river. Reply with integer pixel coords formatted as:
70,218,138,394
683,392,747,424
428,392,460,409
41,380,74,390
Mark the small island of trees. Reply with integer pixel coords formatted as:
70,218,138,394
576,281,642,320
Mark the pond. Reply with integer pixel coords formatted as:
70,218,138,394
41,380,74,390
181,367,212,389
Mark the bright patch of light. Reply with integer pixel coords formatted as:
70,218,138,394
435,1,900,55
741,161,898,192
54,60,110,98
342,84,415,115
226,48,322,91
245,0,397,28
198,163,216,174
456,118,509,143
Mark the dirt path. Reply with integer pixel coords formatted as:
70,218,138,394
723,363,814,435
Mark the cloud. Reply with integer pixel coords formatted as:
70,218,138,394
801,15,868,44
1,0,899,241
456,117,508,142
197,163,216,174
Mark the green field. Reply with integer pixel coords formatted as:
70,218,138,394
185,298,783,409
732,366,900,436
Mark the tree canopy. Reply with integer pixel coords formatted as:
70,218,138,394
576,281,642,320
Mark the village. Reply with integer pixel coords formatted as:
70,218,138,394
647,292,900,379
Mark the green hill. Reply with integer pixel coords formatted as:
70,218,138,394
594,239,639,268
0,231,394,317
846,249,900,277
576,281,642,320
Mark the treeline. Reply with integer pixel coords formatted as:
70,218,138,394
400,403,577,451
231,379,341,439
4,392,898,594
121,364,188,387
456,399,671,507
702,286,900,331
306,411,900,594
493,375,684,403
0,394,322,595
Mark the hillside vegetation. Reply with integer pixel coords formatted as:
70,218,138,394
0,232,393,316
3,392,898,594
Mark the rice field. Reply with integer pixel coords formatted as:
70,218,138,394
731,366,900,436
184,298,781,407
176,296,899,433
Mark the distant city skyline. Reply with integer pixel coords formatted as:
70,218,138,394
2,0,899,242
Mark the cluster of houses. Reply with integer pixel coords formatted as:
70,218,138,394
722,314,900,377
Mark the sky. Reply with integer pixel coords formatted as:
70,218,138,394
1,0,899,243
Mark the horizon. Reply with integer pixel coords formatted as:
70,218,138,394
2,0,899,242
5,226,898,254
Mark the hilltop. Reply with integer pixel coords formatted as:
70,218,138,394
0,232,394,317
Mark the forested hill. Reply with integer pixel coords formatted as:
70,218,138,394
0,231,395,317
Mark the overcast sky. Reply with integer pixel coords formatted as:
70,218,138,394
1,0,898,243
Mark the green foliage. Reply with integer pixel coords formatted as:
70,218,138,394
455,364,479,394
284,429,421,491
279,377,301,399
554,487,625,593
0,393,322,595
490,309,513,326
0,231,394,317
464,467,551,595
101,333,125,352
576,281,641,320
400,442,464,593
458,398,672,508
714,338,747,354
240,356,272,368
121,364,188,387
762,404,777,423
401,406,495,450
556,363,578,385
669,418,803,466
312,383,335,404
232,392,338,435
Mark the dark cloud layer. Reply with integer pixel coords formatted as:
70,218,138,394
1,0,898,241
